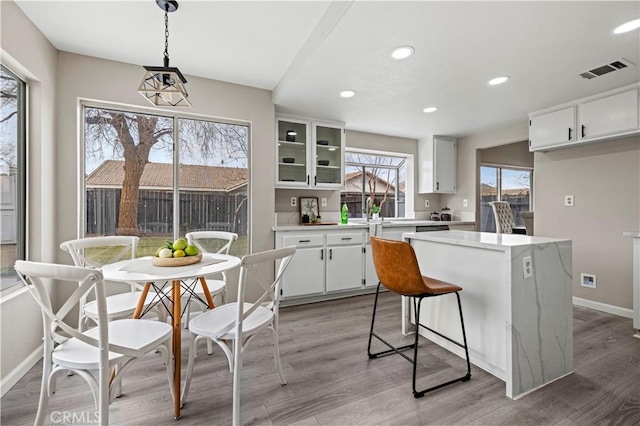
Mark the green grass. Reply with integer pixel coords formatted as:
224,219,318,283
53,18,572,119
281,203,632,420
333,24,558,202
85,235,249,265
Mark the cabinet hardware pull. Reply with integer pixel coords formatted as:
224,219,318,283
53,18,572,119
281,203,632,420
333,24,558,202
299,239,311,243
314,175,317,185
307,175,309,185
568,127,572,140
436,181,439,191
329,249,332,260
320,249,323,260
341,237,352,240
581,125,586,138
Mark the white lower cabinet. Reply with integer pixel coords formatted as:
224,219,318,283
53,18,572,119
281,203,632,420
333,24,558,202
277,230,365,300
281,234,324,298
364,243,378,287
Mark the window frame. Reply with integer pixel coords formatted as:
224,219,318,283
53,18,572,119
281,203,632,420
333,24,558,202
343,148,408,219
0,65,28,292
79,100,251,248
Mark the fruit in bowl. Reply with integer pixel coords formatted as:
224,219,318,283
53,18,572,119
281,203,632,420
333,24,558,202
153,238,201,266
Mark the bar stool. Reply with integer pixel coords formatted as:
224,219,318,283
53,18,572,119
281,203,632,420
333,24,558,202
368,236,471,398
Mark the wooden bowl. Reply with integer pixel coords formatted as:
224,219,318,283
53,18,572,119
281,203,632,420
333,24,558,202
152,253,202,267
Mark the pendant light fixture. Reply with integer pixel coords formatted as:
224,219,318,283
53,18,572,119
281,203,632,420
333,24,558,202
138,0,191,107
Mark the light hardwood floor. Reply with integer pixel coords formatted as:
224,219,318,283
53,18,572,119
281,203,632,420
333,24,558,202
2,292,639,425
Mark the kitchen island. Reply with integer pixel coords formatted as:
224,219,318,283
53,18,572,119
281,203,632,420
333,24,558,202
402,230,573,399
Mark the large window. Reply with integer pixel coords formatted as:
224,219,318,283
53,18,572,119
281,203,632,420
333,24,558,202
341,150,406,218
480,165,533,232
83,106,249,257
0,66,27,291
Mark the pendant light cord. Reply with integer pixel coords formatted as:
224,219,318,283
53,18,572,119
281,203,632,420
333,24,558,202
163,5,170,66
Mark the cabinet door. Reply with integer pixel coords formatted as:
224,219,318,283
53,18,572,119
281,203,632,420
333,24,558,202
364,243,378,287
433,137,456,193
282,247,325,298
277,118,310,187
326,245,363,292
313,123,344,189
529,107,576,150
579,89,639,140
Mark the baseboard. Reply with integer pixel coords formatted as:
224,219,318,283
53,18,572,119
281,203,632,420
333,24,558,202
0,344,43,398
573,297,633,319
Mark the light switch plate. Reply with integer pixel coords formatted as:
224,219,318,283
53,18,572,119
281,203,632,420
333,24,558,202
321,198,327,207
463,199,468,208
425,200,430,208
564,195,574,207
291,197,297,207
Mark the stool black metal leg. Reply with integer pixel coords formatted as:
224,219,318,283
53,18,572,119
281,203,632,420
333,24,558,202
368,283,416,360
457,292,472,380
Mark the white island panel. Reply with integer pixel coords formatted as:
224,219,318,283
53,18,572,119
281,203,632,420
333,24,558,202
403,231,573,399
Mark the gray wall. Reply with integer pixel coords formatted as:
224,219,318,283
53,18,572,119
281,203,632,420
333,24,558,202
535,136,639,309
480,140,533,168
0,0,58,391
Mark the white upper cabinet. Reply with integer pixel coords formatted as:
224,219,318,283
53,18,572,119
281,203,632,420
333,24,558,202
529,84,640,152
418,136,456,194
579,89,639,140
529,107,576,150
276,116,345,189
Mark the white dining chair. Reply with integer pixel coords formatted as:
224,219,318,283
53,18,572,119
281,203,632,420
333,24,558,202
181,246,296,426
182,231,238,329
14,260,174,426
60,236,164,330
489,201,514,234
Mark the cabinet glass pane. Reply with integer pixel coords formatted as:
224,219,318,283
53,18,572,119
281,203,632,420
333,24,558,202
315,125,342,184
278,120,307,183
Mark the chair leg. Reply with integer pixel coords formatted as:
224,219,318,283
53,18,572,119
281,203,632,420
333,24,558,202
35,360,52,426
368,283,416,360
411,293,472,398
231,337,243,426
270,322,287,385
181,333,197,407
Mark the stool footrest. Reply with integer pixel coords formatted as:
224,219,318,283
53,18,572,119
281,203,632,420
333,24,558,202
413,372,472,398
368,332,416,362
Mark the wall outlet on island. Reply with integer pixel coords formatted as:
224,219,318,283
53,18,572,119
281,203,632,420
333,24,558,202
523,256,533,279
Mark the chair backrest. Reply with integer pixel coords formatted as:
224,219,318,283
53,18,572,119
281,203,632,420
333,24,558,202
213,246,296,339
370,237,429,296
60,236,139,268
489,201,514,234
14,260,146,359
186,231,238,255
521,211,534,236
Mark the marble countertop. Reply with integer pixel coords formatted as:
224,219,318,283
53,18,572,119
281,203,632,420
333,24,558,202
403,230,571,251
273,220,475,232
624,232,640,238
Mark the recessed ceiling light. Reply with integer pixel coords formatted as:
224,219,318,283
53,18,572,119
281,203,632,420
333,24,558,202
488,76,510,86
423,106,439,113
391,46,414,60
614,18,640,34
340,90,356,98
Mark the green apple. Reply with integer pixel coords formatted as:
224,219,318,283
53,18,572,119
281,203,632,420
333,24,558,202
159,248,173,258
185,244,199,256
173,238,188,251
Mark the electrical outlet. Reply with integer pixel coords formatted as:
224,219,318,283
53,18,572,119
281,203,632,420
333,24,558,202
321,198,327,207
581,273,596,288
290,197,297,207
523,256,533,279
564,195,574,207
425,200,430,208
463,199,468,208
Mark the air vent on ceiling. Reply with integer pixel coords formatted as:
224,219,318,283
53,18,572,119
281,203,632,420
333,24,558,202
579,58,635,80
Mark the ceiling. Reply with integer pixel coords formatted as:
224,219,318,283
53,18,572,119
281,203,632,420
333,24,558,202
16,1,640,140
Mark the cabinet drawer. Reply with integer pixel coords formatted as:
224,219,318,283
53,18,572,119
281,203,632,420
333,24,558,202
327,233,363,245
282,234,324,248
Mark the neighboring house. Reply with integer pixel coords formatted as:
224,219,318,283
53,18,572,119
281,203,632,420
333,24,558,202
342,170,405,217
85,160,248,235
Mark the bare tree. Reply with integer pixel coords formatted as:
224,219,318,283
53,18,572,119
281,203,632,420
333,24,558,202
85,108,248,236
349,153,399,216
1,73,18,174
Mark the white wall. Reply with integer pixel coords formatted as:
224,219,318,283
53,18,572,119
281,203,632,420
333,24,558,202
0,0,58,394
535,136,639,310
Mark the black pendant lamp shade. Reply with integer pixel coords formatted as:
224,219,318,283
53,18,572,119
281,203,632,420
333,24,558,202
138,0,191,107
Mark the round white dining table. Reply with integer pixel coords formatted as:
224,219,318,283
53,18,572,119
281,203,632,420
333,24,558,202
101,253,241,419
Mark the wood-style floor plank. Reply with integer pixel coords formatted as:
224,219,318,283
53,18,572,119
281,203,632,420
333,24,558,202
2,293,639,425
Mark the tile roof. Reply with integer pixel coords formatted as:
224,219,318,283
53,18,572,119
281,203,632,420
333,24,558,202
481,183,530,196
86,160,248,191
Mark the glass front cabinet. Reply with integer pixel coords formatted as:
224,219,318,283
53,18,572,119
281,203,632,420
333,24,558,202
276,116,345,189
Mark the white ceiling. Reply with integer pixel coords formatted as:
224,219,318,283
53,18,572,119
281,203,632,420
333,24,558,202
16,1,640,140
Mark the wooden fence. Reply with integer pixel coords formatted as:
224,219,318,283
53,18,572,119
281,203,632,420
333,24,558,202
86,189,248,236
